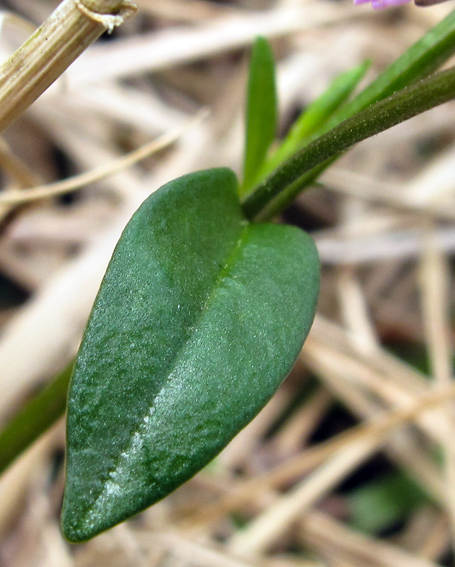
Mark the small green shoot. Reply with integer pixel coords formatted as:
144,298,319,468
261,60,370,180
241,36,277,196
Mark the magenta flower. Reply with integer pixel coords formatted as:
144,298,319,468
354,0,409,9
354,0,447,9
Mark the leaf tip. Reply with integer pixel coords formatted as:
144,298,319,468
61,479,114,543
61,496,120,543
61,508,94,544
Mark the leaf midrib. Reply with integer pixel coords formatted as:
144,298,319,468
83,223,250,522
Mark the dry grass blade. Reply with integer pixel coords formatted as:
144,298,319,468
182,382,455,533
0,111,207,206
299,510,441,567
419,227,455,546
322,166,455,221
68,2,360,84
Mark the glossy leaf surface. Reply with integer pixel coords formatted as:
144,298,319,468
62,168,319,542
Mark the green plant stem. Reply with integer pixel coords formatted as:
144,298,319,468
327,7,455,129
247,7,455,213
0,0,136,134
260,60,370,181
242,66,455,221
0,364,73,474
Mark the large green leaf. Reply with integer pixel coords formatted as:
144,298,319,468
62,168,319,542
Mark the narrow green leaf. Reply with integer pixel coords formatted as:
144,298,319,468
62,168,319,542
243,8,455,216
0,363,73,474
270,7,455,180
243,65,455,221
261,60,370,179
241,36,277,195
326,6,455,128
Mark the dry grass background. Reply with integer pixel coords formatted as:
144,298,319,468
0,0,455,565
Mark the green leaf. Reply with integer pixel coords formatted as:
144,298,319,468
327,6,455,129
348,472,430,534
0,363,73,474
243,8,455,218
62,168,319,542
241,36,278,195
243,65,455,221
261,60,370,178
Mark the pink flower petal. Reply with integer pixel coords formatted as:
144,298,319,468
355,0,412,9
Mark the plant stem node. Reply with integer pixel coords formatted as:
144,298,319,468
74,0,137,33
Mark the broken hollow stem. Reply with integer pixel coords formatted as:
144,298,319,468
0,0,137,135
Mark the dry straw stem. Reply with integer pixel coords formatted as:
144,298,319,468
183,381,455,534
299,510,441,567
0,111,207,207
419,229,455,545
0,0,137,135
67,2,359,84
227,382,455,556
